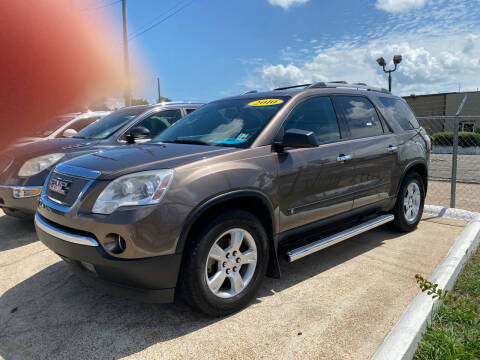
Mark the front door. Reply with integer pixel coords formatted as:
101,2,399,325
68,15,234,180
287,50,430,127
276,96,357,233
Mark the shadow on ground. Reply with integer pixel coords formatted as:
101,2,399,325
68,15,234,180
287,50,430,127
0,215,36,252
0,225,398,359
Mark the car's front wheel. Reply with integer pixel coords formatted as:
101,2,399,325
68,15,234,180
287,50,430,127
179,209,268,316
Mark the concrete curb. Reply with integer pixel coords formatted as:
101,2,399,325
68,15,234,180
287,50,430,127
424,205,479,221
372,212,480,360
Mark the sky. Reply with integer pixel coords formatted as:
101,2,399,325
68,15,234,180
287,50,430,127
76,0,480,103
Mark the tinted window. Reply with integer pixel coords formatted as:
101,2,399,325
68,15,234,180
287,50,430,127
334,96,383,138
283,97,340,144
135,109,182,138
69,117,100,131
75,108,146,139
186,108,197,114
154,97,290,148
378,97,420,130
29,116,75,137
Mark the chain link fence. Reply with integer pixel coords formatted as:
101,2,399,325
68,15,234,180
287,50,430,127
417,96,480,212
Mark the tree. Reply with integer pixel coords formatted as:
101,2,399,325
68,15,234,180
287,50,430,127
158,96,172,103
131,98,150,106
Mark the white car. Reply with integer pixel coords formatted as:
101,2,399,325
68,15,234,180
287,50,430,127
16,111,111,144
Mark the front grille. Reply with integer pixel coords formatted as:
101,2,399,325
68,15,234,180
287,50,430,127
0,154,13,175
46,171,90,207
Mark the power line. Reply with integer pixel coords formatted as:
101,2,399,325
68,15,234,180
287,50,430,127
129,0,191,38
80,0,121,12
129,0,197,41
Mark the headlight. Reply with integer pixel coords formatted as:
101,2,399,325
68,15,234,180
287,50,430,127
18,153,65,177
92,170,174,215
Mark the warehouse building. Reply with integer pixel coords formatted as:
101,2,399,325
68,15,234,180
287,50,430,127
403,91,480,134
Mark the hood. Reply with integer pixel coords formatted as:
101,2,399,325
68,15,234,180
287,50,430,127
9,137,100,159
59,143,238,180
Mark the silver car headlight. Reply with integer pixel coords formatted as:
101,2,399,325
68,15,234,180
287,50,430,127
92,170,174,215
18,153,65,177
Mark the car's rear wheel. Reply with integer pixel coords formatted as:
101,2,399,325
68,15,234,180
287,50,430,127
179,209,268,316
389,172,425,232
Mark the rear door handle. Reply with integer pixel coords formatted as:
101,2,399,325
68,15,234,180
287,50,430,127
337,154,352,162
387,145,398,153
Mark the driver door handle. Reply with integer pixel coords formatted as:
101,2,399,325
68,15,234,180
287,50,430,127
387,145,398,153
337,154,352,162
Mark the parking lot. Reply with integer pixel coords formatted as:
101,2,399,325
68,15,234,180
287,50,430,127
0,210,467,360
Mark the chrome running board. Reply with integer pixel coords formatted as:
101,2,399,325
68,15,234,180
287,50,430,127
286,214,394,262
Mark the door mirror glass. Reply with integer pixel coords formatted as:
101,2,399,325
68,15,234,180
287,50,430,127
282,129,319,148
62,128,77,138
126,126,150,144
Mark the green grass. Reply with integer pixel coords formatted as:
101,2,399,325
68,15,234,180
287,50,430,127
414,248,480,360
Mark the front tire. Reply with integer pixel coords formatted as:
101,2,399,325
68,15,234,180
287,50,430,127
389,172,425,232
179,209,269,316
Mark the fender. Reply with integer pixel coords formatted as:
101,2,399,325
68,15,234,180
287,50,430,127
175,189,281,278
396,159,429,197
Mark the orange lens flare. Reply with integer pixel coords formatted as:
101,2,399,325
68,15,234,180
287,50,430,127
0,1,126,152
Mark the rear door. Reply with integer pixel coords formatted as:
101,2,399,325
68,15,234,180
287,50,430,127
276,96,357,233
332,95,398,209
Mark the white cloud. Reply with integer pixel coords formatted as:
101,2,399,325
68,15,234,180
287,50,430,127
267,0,310,10
248,34,480,95
376,0,428,13
243,0,480,96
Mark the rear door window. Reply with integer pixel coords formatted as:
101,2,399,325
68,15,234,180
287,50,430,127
333,96,384,138
378,97,420,130
283,97,341,144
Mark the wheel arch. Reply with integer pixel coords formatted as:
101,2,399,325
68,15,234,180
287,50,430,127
175,190,281,278
398,160,428,196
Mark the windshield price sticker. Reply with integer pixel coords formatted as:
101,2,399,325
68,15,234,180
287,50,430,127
248,99,284,107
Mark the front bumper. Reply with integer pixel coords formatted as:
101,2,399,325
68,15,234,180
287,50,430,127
35,213,182,303
0,186,42,216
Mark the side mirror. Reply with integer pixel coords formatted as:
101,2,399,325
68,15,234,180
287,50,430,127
279,129,319,150
125,127,150,144
62,128,77,138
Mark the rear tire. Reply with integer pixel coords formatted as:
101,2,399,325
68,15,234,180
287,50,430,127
389,172,425,232
179,209,268,316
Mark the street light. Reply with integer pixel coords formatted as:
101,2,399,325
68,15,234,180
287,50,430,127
376,55,402,92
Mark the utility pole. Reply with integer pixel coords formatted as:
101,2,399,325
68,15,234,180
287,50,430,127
157,77,161,103
122,0,132,106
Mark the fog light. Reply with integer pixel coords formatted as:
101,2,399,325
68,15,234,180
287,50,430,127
80,261,96,273
12,187,42,198
104,234,127,254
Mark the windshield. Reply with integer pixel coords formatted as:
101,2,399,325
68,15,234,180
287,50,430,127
28,116,75,137
154,97,290,148
74,108,147,140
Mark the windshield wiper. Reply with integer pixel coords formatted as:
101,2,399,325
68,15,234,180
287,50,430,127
72,135,88,139
163,139,210,146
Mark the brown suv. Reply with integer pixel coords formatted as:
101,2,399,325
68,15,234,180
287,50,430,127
35,82,430,316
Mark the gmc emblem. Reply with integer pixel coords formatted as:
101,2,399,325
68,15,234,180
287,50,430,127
48,178,71,195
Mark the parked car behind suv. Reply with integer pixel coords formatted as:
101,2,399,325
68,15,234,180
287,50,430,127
15,111,111,144
0,102,203,218
34,83,430,316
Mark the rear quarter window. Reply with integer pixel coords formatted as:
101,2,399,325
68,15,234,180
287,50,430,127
378,97,420,130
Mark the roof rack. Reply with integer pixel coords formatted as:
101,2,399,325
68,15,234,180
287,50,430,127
306,81,390,93
273,84,311,91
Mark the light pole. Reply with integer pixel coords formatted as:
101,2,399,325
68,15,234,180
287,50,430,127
122,0,132,106
376,55,402,92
